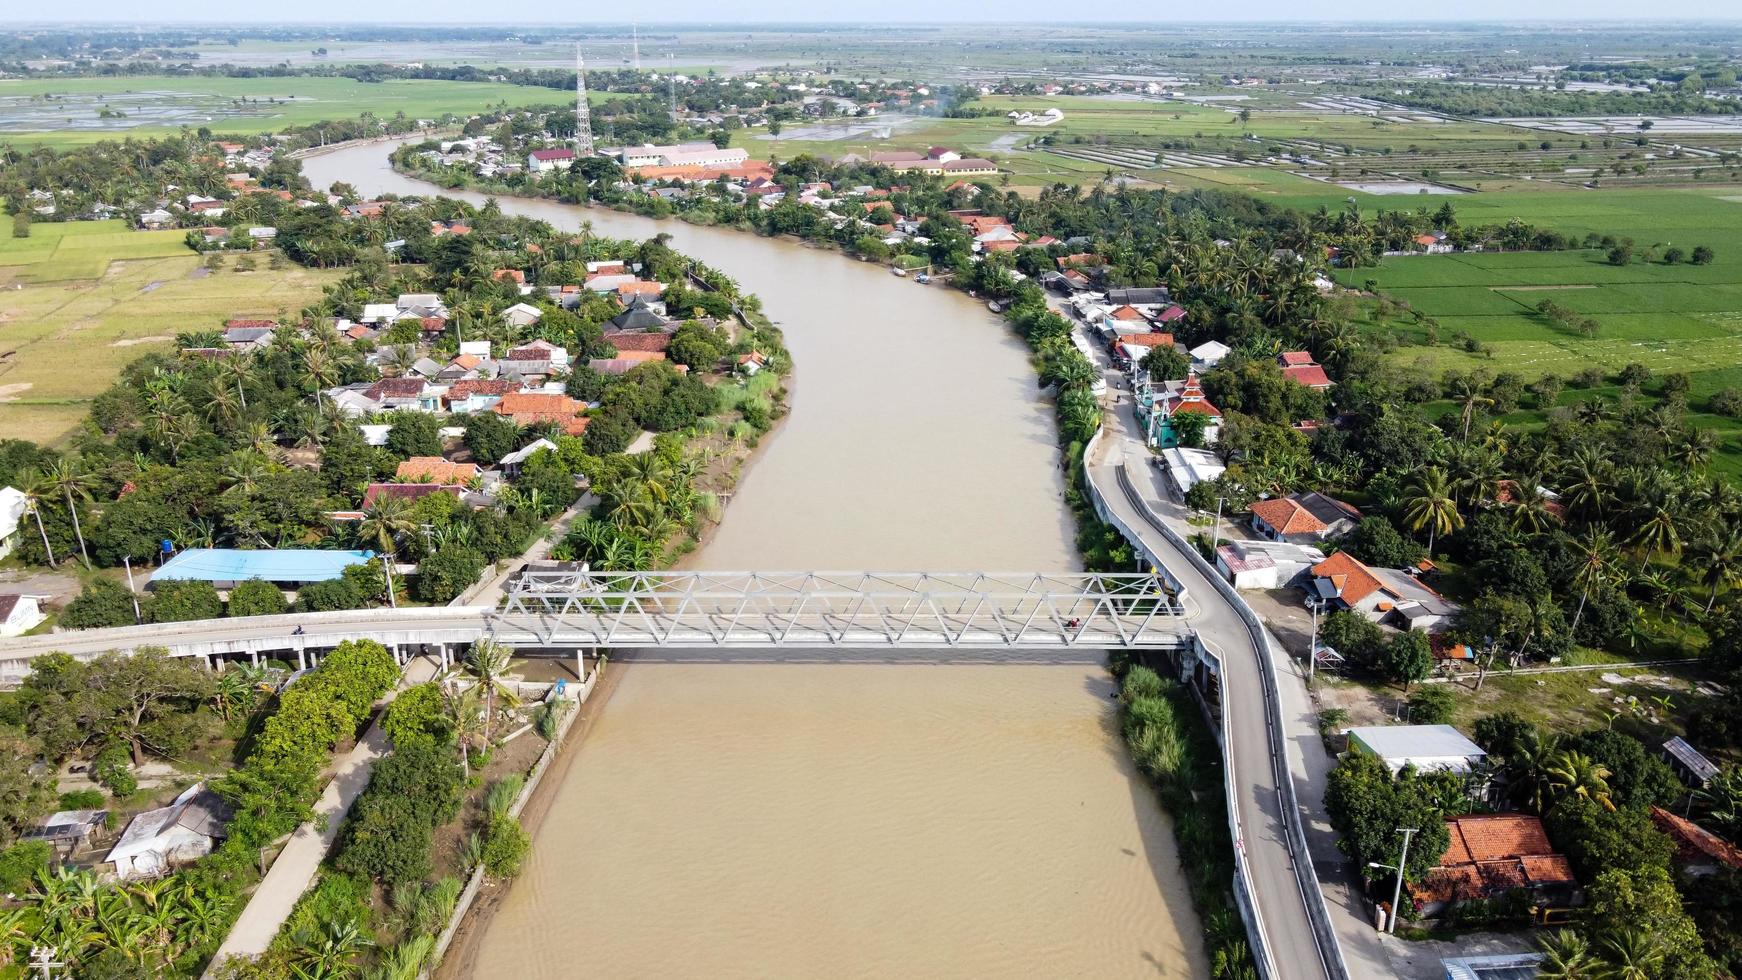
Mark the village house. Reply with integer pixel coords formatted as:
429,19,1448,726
1190,339,1232,370
1347,724,1489,776
394,457,480,486
362,483,462,508
499,438,560,479
869,147,997,176
498,339,570,379
1215,539,1326,590
445,378,519,414
1407,814,1577,920
1305,552,1458,632
493,391,591,436
1158,446,1226,498
23,808,107,858
1279,351,1334,390
364,377,442,413
1248,492,1362,544
107,782,233,880
502,302,543,328
1651,806,1742,876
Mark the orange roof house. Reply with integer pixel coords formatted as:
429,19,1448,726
394,457,479,485
1408,815,1577,916
492,392,590,436
1108,305,1146,322
492,269,526,285
1309,551,1386,606
1651,806,1742,873
1250,497,1330,539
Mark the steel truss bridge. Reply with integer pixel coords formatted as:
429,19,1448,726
500,570,1186,648
0,571,1192,676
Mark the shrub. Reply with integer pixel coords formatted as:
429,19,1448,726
60,579,139,629
1711,388,1742,419
481,815,529,879
1120,665,1166,704
0,840,52,893
146,580,224,623
295,577,363,612
412,544,485,603
381,683,451,751
1405,687,1457,725
57,789,106,810
227,578,287,617
335,793,432,885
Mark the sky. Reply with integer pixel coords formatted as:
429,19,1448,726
7,2,1742,23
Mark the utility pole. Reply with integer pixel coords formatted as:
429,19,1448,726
1388,827,1417,933
1209,495,1227,557
574,44,595,157
121,556,143,624
1307,597,1320,682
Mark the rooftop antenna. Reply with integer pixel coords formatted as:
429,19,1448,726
574,44,594,156
632,24,641,71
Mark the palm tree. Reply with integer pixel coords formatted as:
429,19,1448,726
1545,749,1616,811
1688,528,1742,613
15,467,59,567
1401,466,1462,555
1600,927,1664,980
1536,929,1601,979
1628,475,1690,559
357,493,417,557
43,459,95,568
1569,529,1619,634
465,639,522,746
1507,730,1563,815
1448,376,1494,440
441,679,486,778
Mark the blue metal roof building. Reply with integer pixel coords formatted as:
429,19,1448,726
149,549,374,587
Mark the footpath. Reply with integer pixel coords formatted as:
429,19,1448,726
208,655,441,966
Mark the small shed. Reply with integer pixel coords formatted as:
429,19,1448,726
106,782,233,880
1663,736,1720,788
23,809,107,857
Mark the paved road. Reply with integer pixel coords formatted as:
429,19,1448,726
1061,299,1385,980
209,656,441,967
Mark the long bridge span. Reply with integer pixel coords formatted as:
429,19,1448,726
0,571,1193,677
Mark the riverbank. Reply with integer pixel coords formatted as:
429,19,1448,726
303,139,1197,979
432,653,630,980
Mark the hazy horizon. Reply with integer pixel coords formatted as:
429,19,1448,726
6,6,1742,25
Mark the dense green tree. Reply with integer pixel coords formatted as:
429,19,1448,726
1544,796,1674,883
146,579,224,623
380,683,452,751
463,411,521,466
296,577,364,612
385,410,442,458
227,578,287,617
1324,751,1454,884
413,544,486,603
1380,630,1433,689
61,578,140,629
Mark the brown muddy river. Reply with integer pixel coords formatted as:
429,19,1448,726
304,142,1204,979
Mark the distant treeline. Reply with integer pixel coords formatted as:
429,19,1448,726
1339,81,1738,118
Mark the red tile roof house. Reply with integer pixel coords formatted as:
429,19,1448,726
1406,815,1579,920
394,457,480,486
1651,806,1742,876
1248,492,1361,544
493,392,591,437
1278,351,1334,390
364,377,441,412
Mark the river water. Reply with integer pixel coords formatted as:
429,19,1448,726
304,143,1204,979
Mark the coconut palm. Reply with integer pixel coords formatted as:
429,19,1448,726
1600,927,1663,980
357,492,417,557
1536,929,1601,979
42,459,95,568
1569,529,1619,634
1688,528,1742,614
1401,466,1462,555
14,467,59,566
465,638,523,746
1506,730,1563,815
440,678,486,778
1545,749,1616,811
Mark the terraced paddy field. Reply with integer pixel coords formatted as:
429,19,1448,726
0,221,339,444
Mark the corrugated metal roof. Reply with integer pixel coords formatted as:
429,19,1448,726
150,548,373,584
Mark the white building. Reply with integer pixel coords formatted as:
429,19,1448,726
1158,446,1225,498
1190,340,1232,370
609,143,749,169
0,486,26,559
1346,725,1488,776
